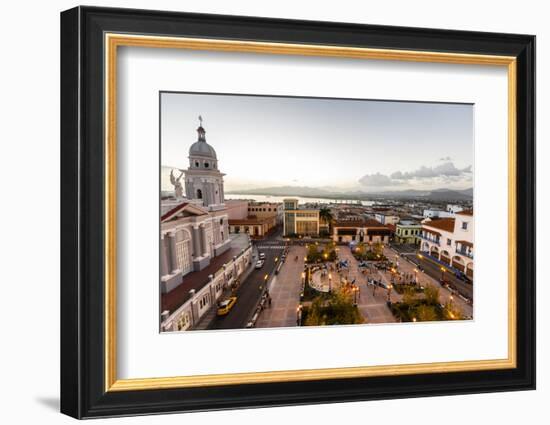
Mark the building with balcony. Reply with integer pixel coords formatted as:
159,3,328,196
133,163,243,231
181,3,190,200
420,210,474,279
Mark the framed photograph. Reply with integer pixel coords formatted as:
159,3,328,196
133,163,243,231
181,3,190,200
60,6,535,419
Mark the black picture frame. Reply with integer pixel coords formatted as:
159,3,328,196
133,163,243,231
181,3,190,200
60,6,535,419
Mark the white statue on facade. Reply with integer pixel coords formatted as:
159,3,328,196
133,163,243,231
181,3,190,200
170,169,185,198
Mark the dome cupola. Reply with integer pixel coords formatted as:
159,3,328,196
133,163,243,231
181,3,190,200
188,115,217,164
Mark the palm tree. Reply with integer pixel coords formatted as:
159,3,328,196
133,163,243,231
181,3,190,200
319,207,333,235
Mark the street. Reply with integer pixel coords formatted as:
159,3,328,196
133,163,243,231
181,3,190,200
401,252,473,301
208,227,285,330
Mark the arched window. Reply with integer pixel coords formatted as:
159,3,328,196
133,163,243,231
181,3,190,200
204,162,209,168
195,161,199,167
196,189,203,199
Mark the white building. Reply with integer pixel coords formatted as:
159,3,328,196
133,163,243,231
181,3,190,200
160,118,231,293
446,204,465,214
420,210,474,279
423,209,454,219
374,213,400,225
160,118,255,331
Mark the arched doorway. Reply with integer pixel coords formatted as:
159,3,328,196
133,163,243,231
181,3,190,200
430,245,440,260
440,250,451,265
452,255,465,272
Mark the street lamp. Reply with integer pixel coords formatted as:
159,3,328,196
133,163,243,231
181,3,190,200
328,273,332,293
301,271,305,284
440,266,446,282
353,285,359,306
296,304,303,326
413,268,418,285
387,284,393,302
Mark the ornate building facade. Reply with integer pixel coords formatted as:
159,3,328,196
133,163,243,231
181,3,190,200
160,118,231,293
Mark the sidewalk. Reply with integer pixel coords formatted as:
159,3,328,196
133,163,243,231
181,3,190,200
255,246,305,328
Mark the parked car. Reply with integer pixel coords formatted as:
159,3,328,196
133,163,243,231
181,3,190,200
255,260,265,269
217,297,237,316
259,252,266,260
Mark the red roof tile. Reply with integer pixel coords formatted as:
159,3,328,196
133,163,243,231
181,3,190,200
422,218,455,233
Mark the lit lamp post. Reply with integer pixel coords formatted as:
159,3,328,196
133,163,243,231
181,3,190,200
413,268,418,285
328,273,332,293
387,284,393,302
440,266,446,282
296,304,303,326
353,285,359,306
449,295,454,309
301,271,306,285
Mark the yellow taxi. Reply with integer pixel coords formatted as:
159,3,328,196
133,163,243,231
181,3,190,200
217,297,237,316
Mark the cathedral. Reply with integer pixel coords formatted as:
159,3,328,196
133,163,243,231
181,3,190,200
159,117,231,294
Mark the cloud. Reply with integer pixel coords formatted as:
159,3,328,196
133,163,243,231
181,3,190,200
358,172,400,187
358,161,472,188
390,162,465,180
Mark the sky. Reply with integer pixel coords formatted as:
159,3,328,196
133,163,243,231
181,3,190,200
161,92,473,193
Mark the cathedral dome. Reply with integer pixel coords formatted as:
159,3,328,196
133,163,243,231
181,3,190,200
189,131,217,159
188,119,217,160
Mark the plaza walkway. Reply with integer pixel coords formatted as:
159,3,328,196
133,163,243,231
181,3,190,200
337,247,396,324
255,245,306,328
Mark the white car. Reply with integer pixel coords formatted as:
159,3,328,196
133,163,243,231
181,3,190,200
259,252,266,260
255,260,265,269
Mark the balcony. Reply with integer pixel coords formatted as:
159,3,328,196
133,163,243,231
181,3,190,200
419,234,440,245
456,249,474,259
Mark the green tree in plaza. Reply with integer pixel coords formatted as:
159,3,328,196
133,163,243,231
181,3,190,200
306,243,321,263
423,284,440,306
322,241,337,261
305,289,364,326
402,286,417,306
443,301,463,320
354,242,366,259
416,305,438,322
373,241,384,257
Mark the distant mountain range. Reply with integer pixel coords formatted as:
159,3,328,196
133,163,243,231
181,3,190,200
226,186,473,201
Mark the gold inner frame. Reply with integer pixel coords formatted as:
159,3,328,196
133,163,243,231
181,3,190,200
104,33,517,392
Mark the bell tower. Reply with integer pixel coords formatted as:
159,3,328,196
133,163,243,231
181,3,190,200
184,116,225,209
